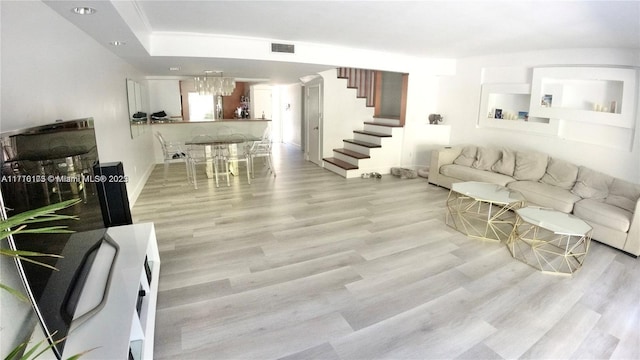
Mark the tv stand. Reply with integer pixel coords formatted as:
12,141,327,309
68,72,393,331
33,223,160,360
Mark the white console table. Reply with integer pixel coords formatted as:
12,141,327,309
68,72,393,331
34,222,160,360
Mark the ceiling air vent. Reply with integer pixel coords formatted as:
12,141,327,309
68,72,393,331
271,43,295,54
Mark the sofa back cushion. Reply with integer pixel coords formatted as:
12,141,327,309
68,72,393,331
605,178,640,212
453,146,477,167
513,151,549,181
491,148,516,176
472,147,501,171
571,166,614,200
540,157,579,190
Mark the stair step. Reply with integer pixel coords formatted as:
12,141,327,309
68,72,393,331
353,130,392,138
343,139,382,148
334,148,370,159
363,121,403,128
323,157,358,170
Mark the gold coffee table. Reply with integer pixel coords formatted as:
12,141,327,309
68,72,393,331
508,207,592,275
446,181,525,242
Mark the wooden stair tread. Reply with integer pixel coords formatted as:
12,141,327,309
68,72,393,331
354,130,392,137
334,148,370,159
363,121,403,128
323,157,358,170
343,139,382,148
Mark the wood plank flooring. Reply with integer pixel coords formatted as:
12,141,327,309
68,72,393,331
132,144,640,360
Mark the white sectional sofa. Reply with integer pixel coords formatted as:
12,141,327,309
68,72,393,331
428,145,640,256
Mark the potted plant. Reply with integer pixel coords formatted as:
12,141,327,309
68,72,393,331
1,198,88,360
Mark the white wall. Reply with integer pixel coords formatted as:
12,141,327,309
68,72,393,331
437,48,640,182
401,69,452,169
320,69,375,158
279,84,302,147
147,79,182,118
0,2,156,355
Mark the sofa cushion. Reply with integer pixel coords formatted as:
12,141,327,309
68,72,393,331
507,181,581,213
491,148,516,176
440,164,514,187
472,147,501,171
540,157,579,190
571,166,614,200
573,198,632,233
513,151,549,181
453,146,477,167
605,178,640,212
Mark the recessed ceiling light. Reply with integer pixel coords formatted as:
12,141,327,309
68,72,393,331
169,67,181,71
72,7,96,15
109,41,126,46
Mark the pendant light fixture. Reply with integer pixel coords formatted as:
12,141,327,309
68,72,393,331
194,71,236,96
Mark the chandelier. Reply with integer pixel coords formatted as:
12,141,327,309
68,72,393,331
194,72,236,96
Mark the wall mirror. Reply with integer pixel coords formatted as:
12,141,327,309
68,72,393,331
126,78,149,138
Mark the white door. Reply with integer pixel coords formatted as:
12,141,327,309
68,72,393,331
306,83,322,165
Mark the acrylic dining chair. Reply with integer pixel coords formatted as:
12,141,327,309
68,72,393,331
155,132,191,185
247,126,276,178
223,133,252,185
186,134,217,189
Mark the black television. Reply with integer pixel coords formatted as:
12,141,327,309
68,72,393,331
0,118,117,359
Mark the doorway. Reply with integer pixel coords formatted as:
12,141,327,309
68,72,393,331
304,81,322,166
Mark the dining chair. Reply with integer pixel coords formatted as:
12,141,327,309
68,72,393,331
224,133,251,185
212,126,233,186
155,132,191,185
186,134,214,189
247,126,276,178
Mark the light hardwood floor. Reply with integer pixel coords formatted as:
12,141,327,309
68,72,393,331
132,144,640,360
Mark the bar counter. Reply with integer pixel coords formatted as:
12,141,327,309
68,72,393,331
151,119,270,164
150,118,271,123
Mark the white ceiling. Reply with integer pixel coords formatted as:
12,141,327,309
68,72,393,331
44,0,640,83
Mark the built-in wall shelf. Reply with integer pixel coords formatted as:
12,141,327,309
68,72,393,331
478,83,558,135
529,66,637,129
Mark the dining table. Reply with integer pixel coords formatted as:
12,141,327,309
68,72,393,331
185,135,260,178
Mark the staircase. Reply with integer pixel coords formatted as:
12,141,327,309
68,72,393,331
337,67,376,107
323,68,404,178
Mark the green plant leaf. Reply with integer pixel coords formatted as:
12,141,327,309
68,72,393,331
3,256,61,272
1,198,87,359
5,332,90,360
28,338,62,360
0,248,63,271
0,283,29,303
1,248,63,258
0,199,80,230
0,199,80,295
11,226,75,235
3,341,27,360
16,338,46,360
